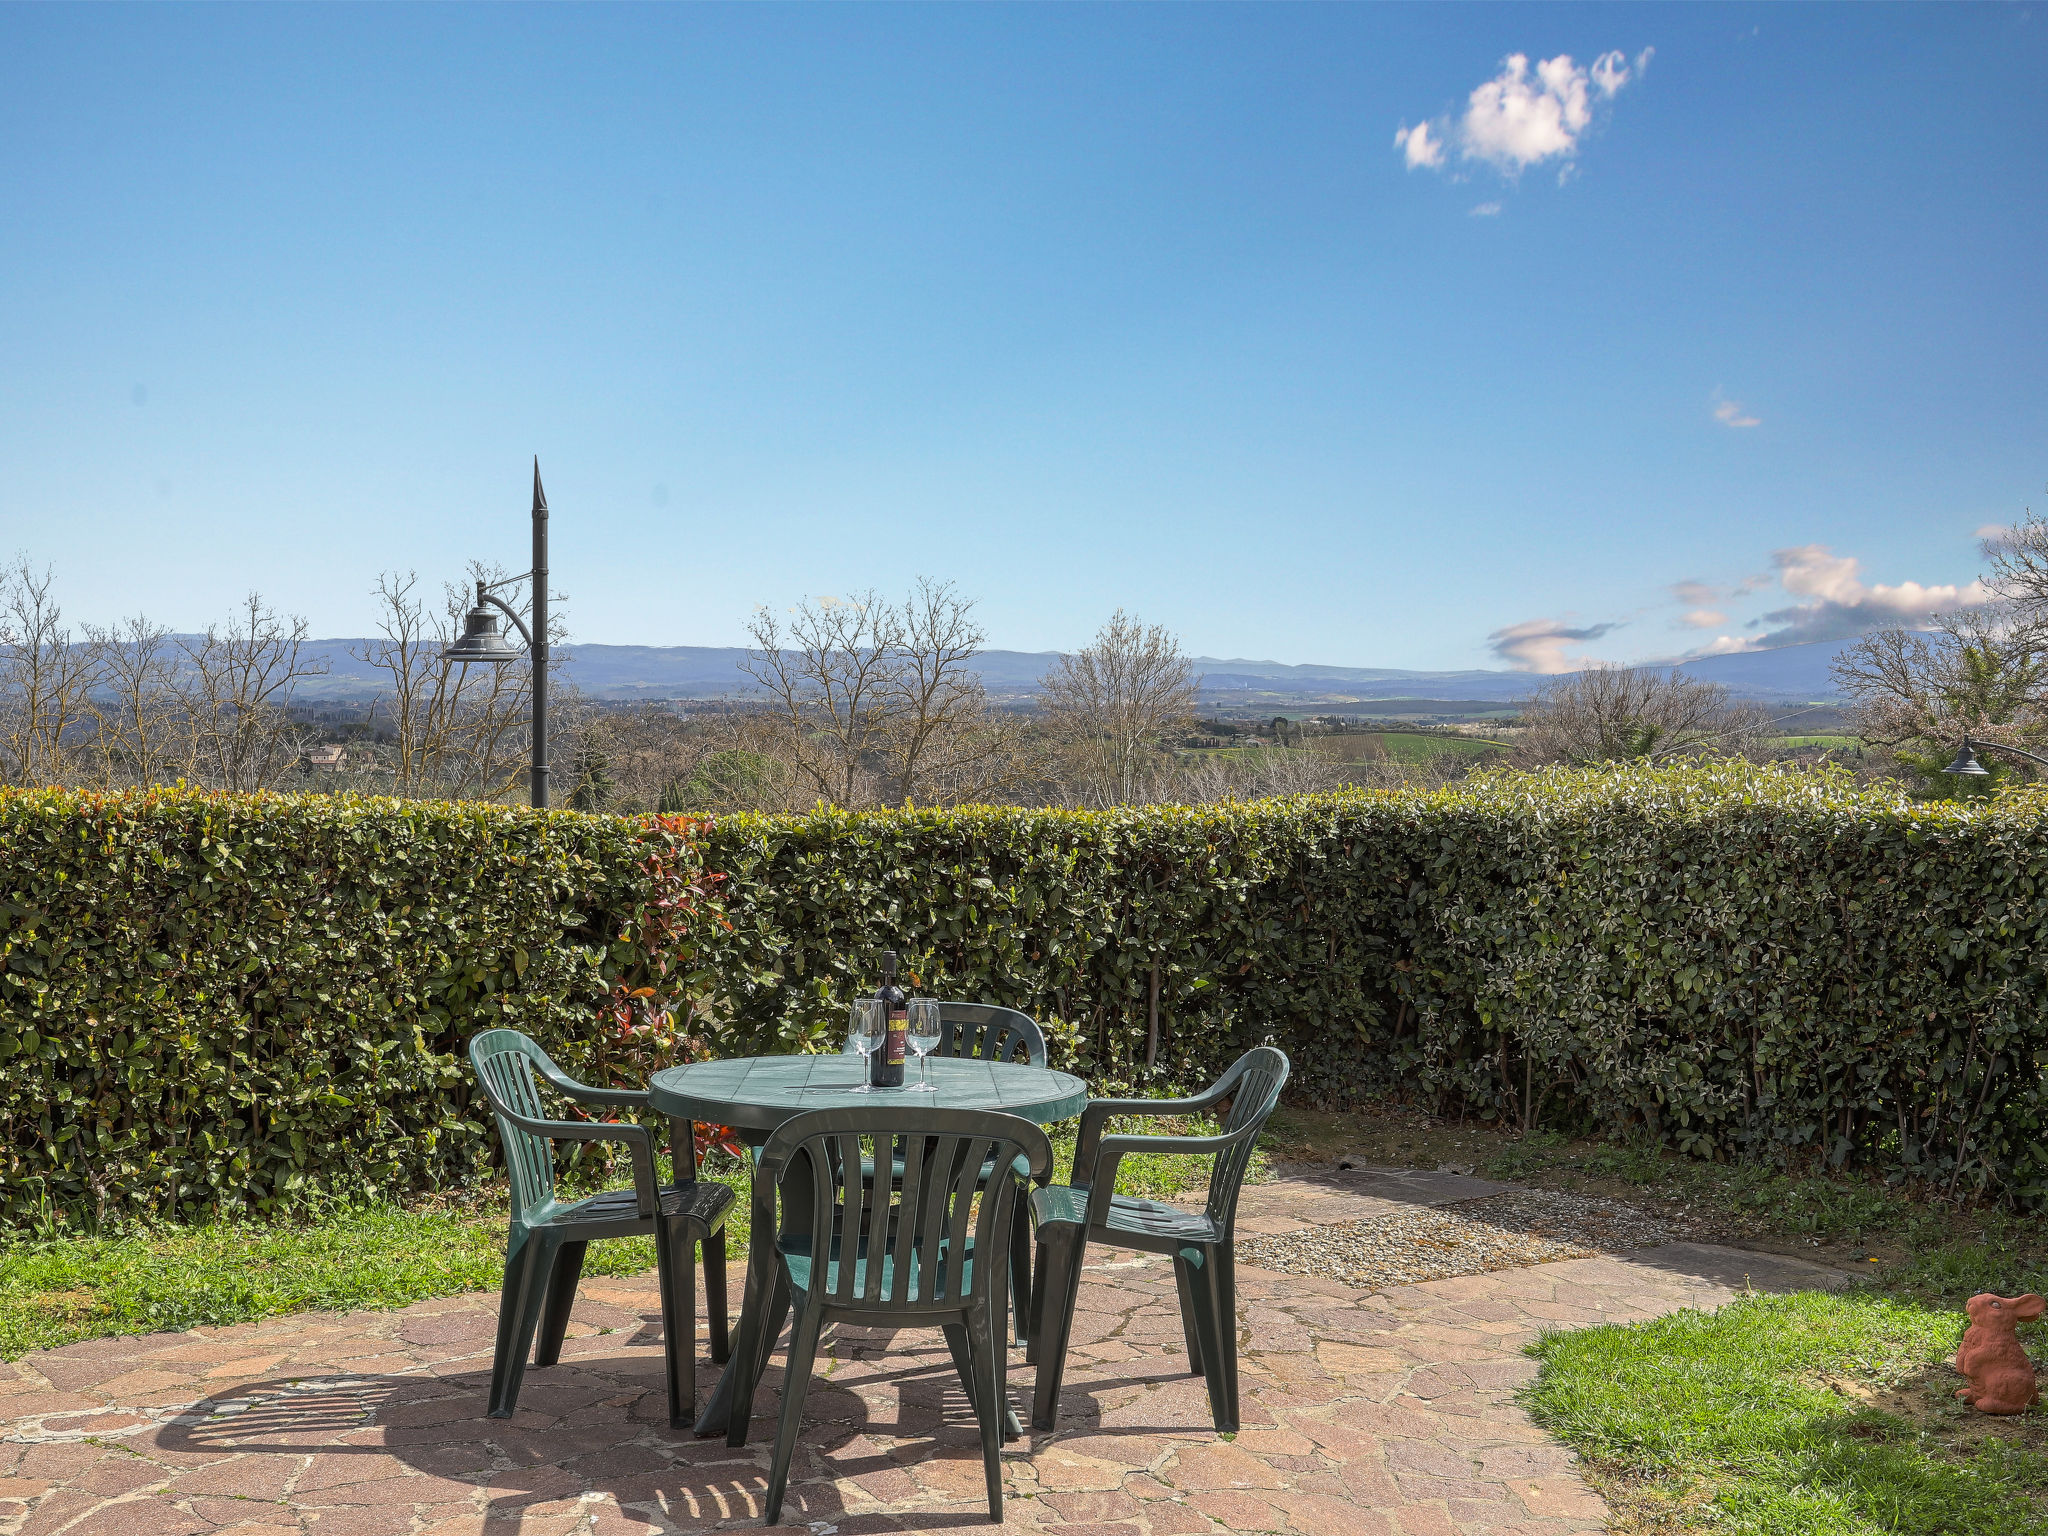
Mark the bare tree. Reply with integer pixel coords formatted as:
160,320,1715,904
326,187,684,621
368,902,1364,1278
1516,665,1770,767
177,593,330,792
84,615,188,788
740,580,1033,809
1038,610,1199,806
881,579,1040,805
346,565,570,802
1981,503,2048,619
1832,608,2047,794
0,560,105,787
684,704,808,813
576,703,713,814
742,592,901,808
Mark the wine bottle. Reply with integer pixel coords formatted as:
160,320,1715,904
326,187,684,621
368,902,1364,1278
871,951,908,1089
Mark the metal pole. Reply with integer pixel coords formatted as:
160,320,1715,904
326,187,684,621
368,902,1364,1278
1968,736,2048,771
530,458,550,809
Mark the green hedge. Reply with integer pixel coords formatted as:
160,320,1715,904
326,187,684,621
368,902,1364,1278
0,788,717,1224
699,766,2048,1206
9,765,2048,1224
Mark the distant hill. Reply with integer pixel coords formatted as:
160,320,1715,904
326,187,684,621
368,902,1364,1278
1670,641,1847,701
285,638,1851,705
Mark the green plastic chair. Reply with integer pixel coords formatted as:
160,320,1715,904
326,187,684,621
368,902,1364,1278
743,1105,1053,1526
865,1001,1047,1344
933,1002,1046,1068
1025,1046,1291,1434
467,1028,734,1423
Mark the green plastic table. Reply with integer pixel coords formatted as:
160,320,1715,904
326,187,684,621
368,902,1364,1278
648,1052,1087,1439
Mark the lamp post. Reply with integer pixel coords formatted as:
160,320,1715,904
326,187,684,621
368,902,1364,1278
443,460,551,809
1940,737,2048,778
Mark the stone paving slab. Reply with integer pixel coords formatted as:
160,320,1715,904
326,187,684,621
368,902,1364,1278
0,1182,1847,1536
1231,1169,1516,1238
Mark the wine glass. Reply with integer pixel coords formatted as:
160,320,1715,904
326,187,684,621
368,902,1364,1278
906,998,942,1092
847,999,884,1093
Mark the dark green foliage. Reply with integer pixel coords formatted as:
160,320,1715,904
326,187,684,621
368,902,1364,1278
697,764,2048,1206
0,788,717,1224
11,762,2048,1228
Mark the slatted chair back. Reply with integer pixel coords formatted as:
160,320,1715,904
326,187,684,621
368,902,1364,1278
935,1002,1047,1068
1204,1046,1292,1233
468,1028,568,1226
758,1107,1051,1317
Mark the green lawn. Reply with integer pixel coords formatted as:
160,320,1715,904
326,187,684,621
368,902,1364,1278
1525,1289,2048,1535
0,1111,1250,1360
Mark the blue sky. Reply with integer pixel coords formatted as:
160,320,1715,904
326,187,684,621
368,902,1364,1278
2,4,2043,672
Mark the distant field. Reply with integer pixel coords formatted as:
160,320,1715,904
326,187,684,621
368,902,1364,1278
1773,734,1861,749
1318,732,1507,763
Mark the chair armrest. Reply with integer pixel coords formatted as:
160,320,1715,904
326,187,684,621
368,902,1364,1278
533,1056,652,1110
491,1101,663,1220
1081,1138,1220,1236
1073,1081,1236,1181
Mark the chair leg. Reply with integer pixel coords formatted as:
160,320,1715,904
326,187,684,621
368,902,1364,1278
992,1296,1020,1445
657,1215,697,1429
763,1300,824,1527
1009,1190,1031,1349
942,1322,982,1421
1210,1245,1239,1434
727,1263,791,1449
1029,1224,1087,1431
533,1239,588,1369
1172,1251,1204,1376
488,1230,556,1419
704,1227,730,1364
1024,1239,1045,1369
1188,1244,1240,1433
967,1304,1005,1521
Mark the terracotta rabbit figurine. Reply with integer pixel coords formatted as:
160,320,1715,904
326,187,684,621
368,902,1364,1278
1955,1292,2044,1414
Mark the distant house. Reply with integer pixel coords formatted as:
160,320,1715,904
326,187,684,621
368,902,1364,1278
302,744,348,772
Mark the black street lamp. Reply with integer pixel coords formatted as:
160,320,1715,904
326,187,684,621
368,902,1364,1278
1940,737,2048,778
444,460,552,808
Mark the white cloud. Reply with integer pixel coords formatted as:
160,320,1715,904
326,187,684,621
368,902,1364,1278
1488,616,1622,673
1713,398,1761,429
1678,609,1727,629
1463,54,1591,170
1399,50,1645,180
1590,50,1630,97
1469,201,1503,217
1741,544,1993,647
1394,120,1445,170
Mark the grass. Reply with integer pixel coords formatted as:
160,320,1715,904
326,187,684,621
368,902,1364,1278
0,1110,1245,1360
1525,1289,2048,1535
0,1205,665,1360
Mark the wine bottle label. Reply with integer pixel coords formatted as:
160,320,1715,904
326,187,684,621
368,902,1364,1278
886,1009,908,1065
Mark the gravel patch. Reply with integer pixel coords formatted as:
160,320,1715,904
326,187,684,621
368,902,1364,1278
1236,1188,1723,1291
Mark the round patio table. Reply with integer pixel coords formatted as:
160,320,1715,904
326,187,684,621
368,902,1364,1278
649,1052,1087,1440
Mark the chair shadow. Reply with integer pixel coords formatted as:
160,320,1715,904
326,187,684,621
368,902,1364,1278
150,1312,1027,1529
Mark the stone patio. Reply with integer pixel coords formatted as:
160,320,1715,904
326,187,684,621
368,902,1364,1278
0,1172,1845,1536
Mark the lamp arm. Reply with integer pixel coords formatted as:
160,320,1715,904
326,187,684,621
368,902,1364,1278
478,592,535,649
1965,736,2048,771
